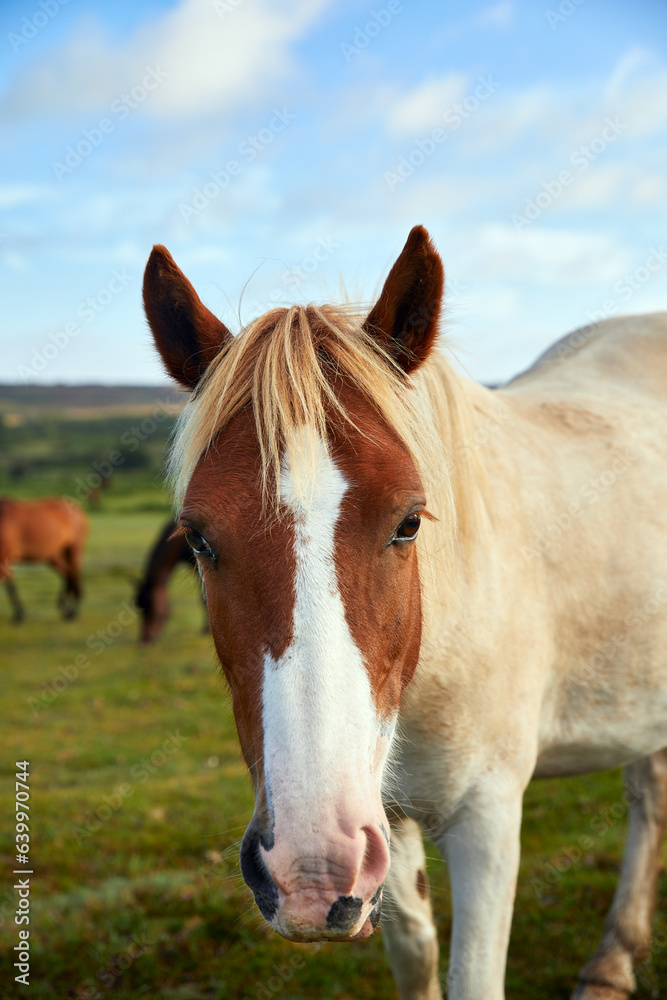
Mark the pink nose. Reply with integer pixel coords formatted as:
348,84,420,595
261,823,390,940
240,819,390,940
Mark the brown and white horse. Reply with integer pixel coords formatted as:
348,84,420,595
143,227,667,1000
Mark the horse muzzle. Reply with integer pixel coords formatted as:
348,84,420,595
240,818,389,941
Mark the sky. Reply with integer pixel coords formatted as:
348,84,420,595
1,0,667,386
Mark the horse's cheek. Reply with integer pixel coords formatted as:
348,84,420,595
369,553,422,699
396,557,422,689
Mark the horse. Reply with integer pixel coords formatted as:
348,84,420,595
0,497,88,622
142,226,667,1000
135,518,207,643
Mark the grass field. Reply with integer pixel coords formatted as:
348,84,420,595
1,408,667,998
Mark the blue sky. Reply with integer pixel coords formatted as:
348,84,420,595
2,0,667,385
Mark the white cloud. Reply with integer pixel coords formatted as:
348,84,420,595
1,251,29,270
432,1,515,47
604,46,654,101
428,51,667,156
472,224,630,285
631,174,667,206
385,73,468,136
616,67,667,139
458,283,518,321
2,0,332,120
559,163,627,210
475,1,515,29
456,84,552,153
148,0,329,117
379,173,504,220
57,239,147,265
0,183,52,208
177,244,235,268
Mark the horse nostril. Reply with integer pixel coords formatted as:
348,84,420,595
370,893,382,928
326,894,363,932
240,826,279,921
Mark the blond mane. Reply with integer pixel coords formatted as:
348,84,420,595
168,303,492,563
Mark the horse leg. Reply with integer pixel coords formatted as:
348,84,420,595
382,813,442,1000
433,786,523,1000
59,546,83,620
48,554,73,618
4,574,25,623
572,749,667,1000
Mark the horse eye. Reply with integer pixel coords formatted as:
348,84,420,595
184,528,215,559
394,513,421,543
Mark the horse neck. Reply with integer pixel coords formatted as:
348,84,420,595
414,355,514,649
423,354,500,545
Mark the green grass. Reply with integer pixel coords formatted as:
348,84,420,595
1,505,667,999
0,408,178,506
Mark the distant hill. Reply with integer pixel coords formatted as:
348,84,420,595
0,384,185,420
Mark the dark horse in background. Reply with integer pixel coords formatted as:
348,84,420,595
0,497,88,622
135,519,206,643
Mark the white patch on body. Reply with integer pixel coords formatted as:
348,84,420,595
261,428,395,836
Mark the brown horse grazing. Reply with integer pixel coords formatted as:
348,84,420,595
135,518,205,643
0,498,88,623
144,228,667,1000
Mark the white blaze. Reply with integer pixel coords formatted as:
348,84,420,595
261,428,393,830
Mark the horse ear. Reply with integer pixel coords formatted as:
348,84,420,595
363,225,444,374
143,245,232,389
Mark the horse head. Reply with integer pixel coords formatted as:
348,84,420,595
143,227,444,941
